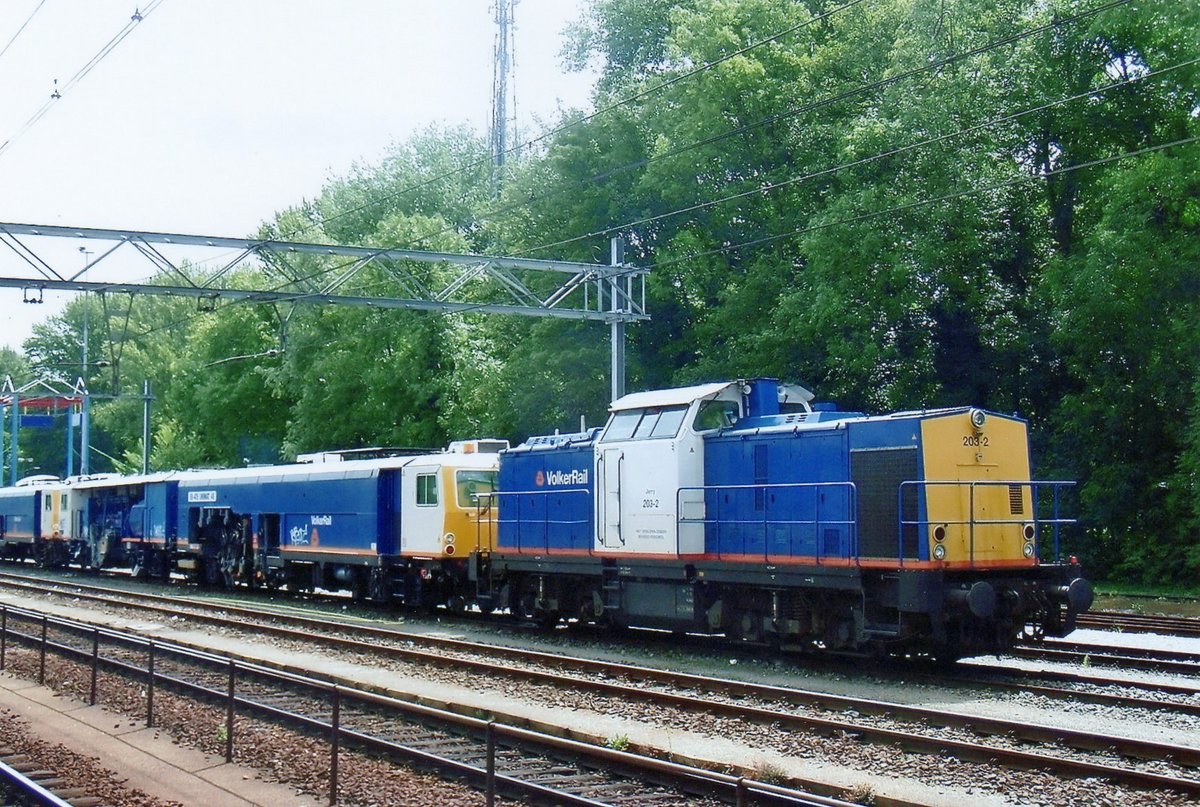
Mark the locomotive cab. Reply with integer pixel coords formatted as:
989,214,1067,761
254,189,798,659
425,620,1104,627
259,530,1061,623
594,380,815,557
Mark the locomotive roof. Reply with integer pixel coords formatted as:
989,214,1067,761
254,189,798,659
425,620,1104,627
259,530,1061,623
610,379,815,413
716,406,1024,437
63,451,498,492
72,471,181,490
507,428,601,453
610,381,735,411
177,451,497,486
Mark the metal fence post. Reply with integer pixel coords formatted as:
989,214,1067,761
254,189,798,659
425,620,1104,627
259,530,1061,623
486,721,496,807
225,660,235,762
146,641,155,728
736,777,748,807
90,628,99,706
1,606,6,671
329,686,340,805
38,615,47,685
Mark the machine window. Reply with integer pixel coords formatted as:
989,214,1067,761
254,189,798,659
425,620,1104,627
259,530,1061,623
649,406,688,438
694,400,740,432
632,409,663,439
416,473,439,506
603,409,643,442
604,405,690,442
456,470,497,508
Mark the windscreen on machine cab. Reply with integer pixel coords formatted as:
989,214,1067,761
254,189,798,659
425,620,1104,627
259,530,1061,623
602,405,689,442
456,470,498,508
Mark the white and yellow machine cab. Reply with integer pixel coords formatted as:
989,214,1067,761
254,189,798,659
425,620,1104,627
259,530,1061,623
399,439,504,558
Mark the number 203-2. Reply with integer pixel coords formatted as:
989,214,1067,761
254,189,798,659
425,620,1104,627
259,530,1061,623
962,435,989,447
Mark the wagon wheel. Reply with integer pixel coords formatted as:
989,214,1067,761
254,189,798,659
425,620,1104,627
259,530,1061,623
130,550,148,580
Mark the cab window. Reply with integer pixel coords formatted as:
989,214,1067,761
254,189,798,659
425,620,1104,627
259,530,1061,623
416,473,439,506
695,400,740,432
456,470,497,508
603,405,689,442
650,406,688,438
603,409,642,441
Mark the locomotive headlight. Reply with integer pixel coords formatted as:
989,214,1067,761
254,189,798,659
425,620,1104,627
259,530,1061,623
933,525,947,542
1022,541,1036,559
1023,524,1035,541
969,409,987,429
932,543,947,561
444,532,456,544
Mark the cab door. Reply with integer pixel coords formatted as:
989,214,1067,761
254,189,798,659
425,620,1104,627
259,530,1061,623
400,465,443,555
599,448,624,548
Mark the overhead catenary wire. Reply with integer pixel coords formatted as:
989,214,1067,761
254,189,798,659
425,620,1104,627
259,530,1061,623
0,0,166,160
406,0,1135,253
0,0,47,66
519,56,1200,256
284,0,873,242
649,135,1200,271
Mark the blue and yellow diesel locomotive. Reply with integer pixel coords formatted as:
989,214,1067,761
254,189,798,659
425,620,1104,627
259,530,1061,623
490,379,1091,657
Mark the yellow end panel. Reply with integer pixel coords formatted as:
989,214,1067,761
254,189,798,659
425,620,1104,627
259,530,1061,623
50,491,61,536
439,463,499,556
920,413,1032,564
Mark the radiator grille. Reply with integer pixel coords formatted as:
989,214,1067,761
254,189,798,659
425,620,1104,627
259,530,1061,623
1009,484,1024,515
850,447,919,560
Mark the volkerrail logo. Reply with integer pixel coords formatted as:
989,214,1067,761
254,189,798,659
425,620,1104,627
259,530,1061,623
546,470,588,486
535,470,545,487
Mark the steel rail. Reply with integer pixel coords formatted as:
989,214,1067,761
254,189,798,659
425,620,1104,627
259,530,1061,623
1008,645,1200,677
5,568,1197,701
1079,611,1200,638
0,757,76,807
1,574,1198,798
0,604,844,807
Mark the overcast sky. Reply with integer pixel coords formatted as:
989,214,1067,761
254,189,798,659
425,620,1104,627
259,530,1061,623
0,0,595,351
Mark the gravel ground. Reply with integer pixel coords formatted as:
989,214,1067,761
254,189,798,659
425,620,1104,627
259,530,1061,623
1,647,506,807
4,581,1199,806
0,700,180,807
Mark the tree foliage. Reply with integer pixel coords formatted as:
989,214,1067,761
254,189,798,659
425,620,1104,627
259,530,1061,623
14,1,1199,583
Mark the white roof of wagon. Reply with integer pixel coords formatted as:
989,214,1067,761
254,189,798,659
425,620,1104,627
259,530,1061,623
609,381,735,412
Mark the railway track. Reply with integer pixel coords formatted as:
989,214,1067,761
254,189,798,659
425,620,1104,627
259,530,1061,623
0,603,845,807
1,571,1198,803
1011,640,1200,677
1079,610,1200,638
0,753,89,807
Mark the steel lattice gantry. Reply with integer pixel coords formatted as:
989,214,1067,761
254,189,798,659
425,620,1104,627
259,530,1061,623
0,222,646,321
0,222,647,398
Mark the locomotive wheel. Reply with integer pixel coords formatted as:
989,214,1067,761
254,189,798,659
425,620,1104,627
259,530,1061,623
515,591,538,622
735,610,763,643
447,595,467,615
201,558,222,588
368,569,391,603
349,573,367,603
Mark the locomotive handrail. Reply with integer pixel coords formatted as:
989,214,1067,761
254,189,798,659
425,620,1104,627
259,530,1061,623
898,480,1077,565
476,489,593,556
676,482,858,565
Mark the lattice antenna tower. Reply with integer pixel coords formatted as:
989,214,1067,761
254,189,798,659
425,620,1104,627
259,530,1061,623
490,0,519,196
